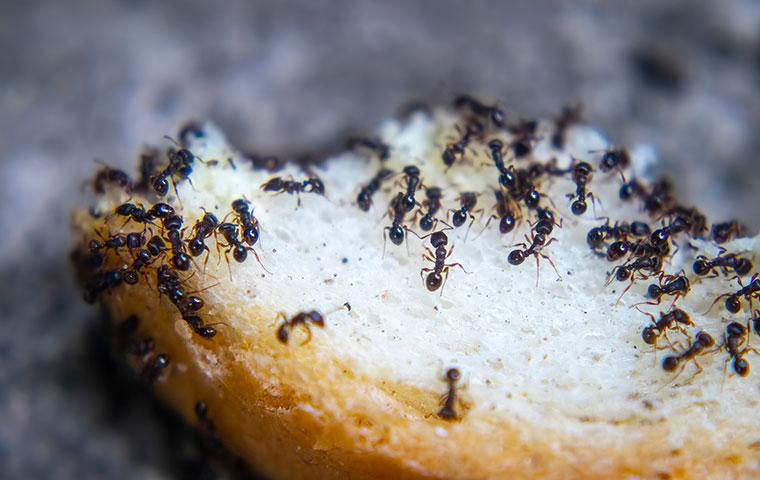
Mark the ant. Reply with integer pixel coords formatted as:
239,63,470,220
397,165,423,213
750,310,760,337
194,400,217,437
356,167,393,211
442,120,483,168
692,251,752,277
217,222,268,276
609,255,664,303
567,160,595,215
487,139,517,190
619,178,646,201
383,193,414,250
93,165,131,194
418,186,443,231
643,179,676,217
606,241,630,262
146,202,175,220
346,137,390,161
187,212,219,257
88,231,128,266
146,234,167,258
182,314,217,339
661,331,715,380
645,273,690,305
551,104,583,150
648,217,690,249
711,220,745,244
508,229,561,286
231,198,261,246
723,321,757,377
592,147,631,180
437,367,461,420
480,189,519,236
707,274,760,314
114,202,153,227
141,353,170,384
163,214,191,271
151,138,198,197
449,192,480,233
419,229,468,294
275,310,325,345
640,307,693,354
123,249,154,285
506,118,538,158
260,175,325,206
453,94,506,128
83,269,123,303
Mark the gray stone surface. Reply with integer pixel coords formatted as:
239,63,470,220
1,0,759,478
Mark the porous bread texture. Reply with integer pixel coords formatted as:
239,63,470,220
75,110,760,479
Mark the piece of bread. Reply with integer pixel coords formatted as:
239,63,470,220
72,105,760,479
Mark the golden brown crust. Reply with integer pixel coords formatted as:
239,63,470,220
95,277,759,480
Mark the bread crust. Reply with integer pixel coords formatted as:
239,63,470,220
96,278,759,480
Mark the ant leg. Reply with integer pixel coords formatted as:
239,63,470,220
539,252,562,282
703,293,731,315
223,249,233,281
473,215,496,240
247,246,272,275
299,325,313,346
439,267,451,297
445,262,471,274
382,227,389,259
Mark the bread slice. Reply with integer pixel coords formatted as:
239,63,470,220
72,107,760,479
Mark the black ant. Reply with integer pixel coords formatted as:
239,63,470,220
707,274,760,314
592,147,631,180
356,167,393,211
231,198,261,246
609,255,664,303
383,193,414,250
506,118,538,158
346,137,390,161
217,222,268,276
692,251,752,277
194,400,217,437
567,160,595,215
93,165,131,194
397,165,423,213
163,215,191,271
711,220,745,244
453,94,506,128
88,231,128,266
151,141,197,196
662,332,714,379
723,321,757,377
551,104,583,150
640,307,693,352
437,367,461,420
275,310,325,345
123,249,154,285
487,139,516,189
260,175,325,206
418,186,443,231
643,179,676,217
419,229,468,294
442,120,483,167
748,310,760,339
114,202,153,227
187,212,219,257
146,202,175,220
449,192,480,233
619,178,646,201
146,234,167,258
83,269,123,303
141,353,170,384
508,229,561,285
645,273,690,305
649,217,690,249
606,241,630,262
480,189,519,236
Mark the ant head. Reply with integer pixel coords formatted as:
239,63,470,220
429,231,449,249
445,368,460,382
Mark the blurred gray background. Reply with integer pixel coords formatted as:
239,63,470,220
2,0,760,478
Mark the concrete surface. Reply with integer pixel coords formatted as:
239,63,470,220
1,0,759,478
